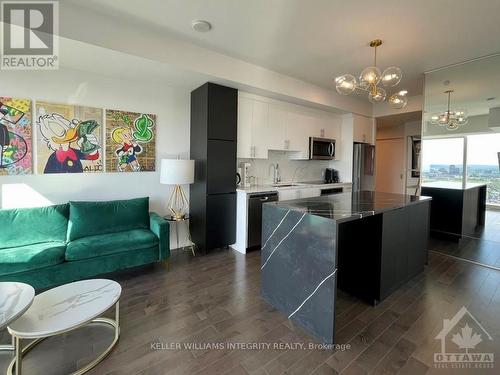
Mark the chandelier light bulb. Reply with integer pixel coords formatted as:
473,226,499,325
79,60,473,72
381,66,402,87
334,74,357,95
359,66,381,89
388,90,408,109
368,87,386,103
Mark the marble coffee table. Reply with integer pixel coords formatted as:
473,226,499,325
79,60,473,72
7,279,121,375
0,282,35,351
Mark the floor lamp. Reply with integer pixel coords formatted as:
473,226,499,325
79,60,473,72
160,159,195,220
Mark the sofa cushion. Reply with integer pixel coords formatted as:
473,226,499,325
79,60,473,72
67,197,149,241
65,229,159,261
0,242,66,276
0,204,69,249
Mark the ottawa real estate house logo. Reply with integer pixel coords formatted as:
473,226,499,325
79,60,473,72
1,1,58,70
434,306,494,369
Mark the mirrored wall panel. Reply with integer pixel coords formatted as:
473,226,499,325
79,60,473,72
422,55,500,268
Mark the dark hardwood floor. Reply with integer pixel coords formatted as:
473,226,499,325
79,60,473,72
430,209,500,268
1,247,500,374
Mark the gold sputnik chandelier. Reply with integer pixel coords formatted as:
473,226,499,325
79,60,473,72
335,39,408,109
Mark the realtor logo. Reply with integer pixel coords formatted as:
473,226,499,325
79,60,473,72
434,306,494,369
1,1,59,69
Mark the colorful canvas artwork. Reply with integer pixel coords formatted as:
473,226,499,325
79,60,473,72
36,102,104,174
105,109,156,172
0,97,32,175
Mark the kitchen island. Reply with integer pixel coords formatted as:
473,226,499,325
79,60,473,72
421,182,487,241
261,191,431,344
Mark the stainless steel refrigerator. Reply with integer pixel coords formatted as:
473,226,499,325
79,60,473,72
353,142,375,192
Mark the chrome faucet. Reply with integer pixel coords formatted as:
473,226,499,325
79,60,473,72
269,163,281,184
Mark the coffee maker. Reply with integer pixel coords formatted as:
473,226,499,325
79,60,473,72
325,168,340,183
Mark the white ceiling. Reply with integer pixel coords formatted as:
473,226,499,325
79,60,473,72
68,0,500,97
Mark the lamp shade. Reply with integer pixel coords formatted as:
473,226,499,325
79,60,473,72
160,159,195,185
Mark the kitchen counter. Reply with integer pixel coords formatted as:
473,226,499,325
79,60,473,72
261,190,431,343
236,181,352,194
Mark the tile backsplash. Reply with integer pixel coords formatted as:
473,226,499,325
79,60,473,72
238,151,344,185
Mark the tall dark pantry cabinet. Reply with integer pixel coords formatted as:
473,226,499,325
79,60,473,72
190,83,237,254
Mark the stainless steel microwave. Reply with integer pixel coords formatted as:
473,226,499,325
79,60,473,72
309,137,335,160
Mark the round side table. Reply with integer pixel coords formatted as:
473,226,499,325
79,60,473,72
165,215,196,256
0,282,35,352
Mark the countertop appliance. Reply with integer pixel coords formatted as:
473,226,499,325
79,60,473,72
309,137,335,160
325,168,340,183
353,142,375,192
247,191,279,249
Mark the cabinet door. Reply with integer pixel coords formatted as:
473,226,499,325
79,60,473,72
278,189,300,201
268,105,287,150
299,188,321,199
207,84,237,141
320,117,339,139
286,112,309,158
353,115,375,144
251,100,269,159
237,97,253,158
207,193,236,249
207,140,237,194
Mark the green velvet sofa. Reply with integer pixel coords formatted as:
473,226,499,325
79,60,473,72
0,197,169,290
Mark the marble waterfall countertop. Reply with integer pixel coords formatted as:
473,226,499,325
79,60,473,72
236,181,352,194
265,190,431,223
261,190,432,343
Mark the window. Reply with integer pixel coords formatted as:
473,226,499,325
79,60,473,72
422,138,465,184
467,134,500,205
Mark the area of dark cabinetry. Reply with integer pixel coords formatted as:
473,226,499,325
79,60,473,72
190,82,237,254
207,83,237,141
207,140,237,194
422,185,486,241
337,214,382,303
206,193,236,249
337,201,430,305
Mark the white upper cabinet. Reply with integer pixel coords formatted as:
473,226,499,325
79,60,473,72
237,97,253,158
286,111,309,158
251,100,269,159
352,114,375,144
237,96,268,159
237,92,343,160
267,105,287,151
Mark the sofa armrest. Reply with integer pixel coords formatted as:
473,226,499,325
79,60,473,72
149,212,170,261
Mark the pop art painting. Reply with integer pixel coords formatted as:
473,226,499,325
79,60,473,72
0,97,32,175
105,109,156,172
36,102,103,174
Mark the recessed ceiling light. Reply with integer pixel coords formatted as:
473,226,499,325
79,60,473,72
192,20,211,32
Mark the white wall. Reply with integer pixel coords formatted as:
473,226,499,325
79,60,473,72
0,67,190,216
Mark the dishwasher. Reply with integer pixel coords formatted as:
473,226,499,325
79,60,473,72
247,191,279,249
